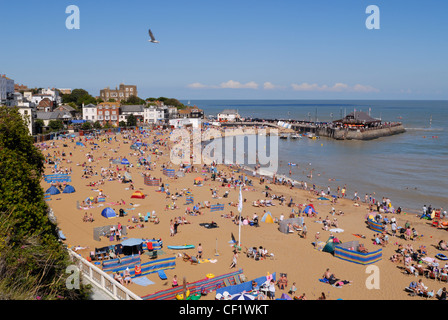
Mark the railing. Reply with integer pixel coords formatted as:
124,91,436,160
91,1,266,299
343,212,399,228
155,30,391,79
67,249,142,300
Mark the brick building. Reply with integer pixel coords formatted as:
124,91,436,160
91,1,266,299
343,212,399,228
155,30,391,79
99,83,138,102
96,102,120,126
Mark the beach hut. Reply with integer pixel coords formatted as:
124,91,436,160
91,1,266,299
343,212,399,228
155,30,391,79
121,158,130,165
62,184,76,194
261,211,274,223
101,207,117,219
131,191,145,199
46,185,60,195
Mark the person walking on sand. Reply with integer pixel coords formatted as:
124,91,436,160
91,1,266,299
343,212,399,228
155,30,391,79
197,243,203,259
170,220,175,237
230,250,238,269
301,223,307,239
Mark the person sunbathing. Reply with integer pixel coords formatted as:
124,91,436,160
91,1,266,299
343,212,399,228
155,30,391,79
358,243,368,253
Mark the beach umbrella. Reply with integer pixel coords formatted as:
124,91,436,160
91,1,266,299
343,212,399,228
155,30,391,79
194,177,204,181
231,293,256,300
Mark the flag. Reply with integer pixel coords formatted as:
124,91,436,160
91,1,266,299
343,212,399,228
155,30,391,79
238,186,243,213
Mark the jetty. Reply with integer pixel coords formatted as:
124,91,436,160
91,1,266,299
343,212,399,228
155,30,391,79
214,110,405,141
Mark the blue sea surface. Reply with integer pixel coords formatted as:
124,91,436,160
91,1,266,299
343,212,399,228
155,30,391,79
185,100,448,213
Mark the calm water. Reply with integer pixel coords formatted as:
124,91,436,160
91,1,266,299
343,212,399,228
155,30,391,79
184,100,448,213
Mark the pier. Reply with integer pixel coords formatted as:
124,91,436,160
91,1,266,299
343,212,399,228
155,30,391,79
214,110,406,141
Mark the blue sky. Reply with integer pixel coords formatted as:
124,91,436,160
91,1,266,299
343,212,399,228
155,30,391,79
0,0,447,100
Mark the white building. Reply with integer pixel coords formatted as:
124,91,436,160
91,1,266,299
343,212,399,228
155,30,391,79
144,106,169,124
169,117,202,129
31,88,61,106
82,103,97,122
217,109,240,122
119,105,145,123
17,106,35,135
0,74,15,105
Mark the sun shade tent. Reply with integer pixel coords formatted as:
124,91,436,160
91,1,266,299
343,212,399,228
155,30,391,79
122,171,132,183
121,158,130,165
62,184,75,193
101,207,117,219
261,211,274,223
323,236,341,254
46,185,61,195
303,204,317,215
278,218,303,234
131,191,145,199
121,238,144,256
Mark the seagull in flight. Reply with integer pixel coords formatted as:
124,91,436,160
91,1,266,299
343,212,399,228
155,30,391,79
148,29,159,43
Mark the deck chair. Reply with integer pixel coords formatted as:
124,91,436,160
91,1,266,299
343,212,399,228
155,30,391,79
428,271,437,280
234,275,242,285
439,273,448,283
416,266,425,276
147,248,158,260
223,278,232,287
183,253,198,265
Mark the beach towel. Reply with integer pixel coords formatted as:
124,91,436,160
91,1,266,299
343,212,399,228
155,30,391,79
132,276,155,286
158,270,167,280
199,259,218,264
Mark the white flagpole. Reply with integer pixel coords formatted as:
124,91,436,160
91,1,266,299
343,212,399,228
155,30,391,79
238,185,243,247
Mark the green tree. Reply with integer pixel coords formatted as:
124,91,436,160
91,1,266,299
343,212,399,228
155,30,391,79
34,119,45,134
119,121,127,127
126,114,137,127
121,95,145,105
81,121,92,130
62,89,97,111
48,120,64,132
103,122,113,129
93,121,102,129
0,106,90,299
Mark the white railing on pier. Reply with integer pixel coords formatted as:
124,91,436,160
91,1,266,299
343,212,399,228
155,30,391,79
67,249,142,300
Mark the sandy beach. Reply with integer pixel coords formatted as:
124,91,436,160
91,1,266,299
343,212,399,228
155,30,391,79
39,126,448,300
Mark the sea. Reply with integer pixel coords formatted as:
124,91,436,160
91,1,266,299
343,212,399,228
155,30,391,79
182,99,448,214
